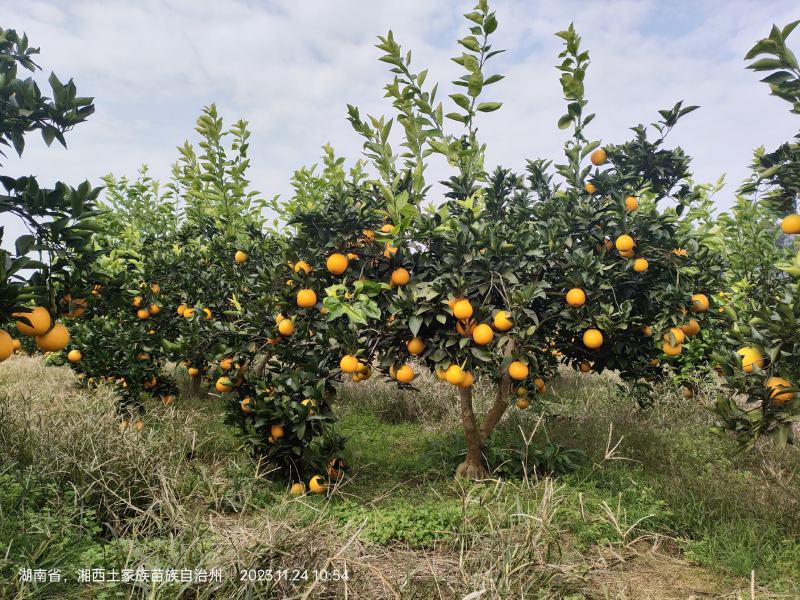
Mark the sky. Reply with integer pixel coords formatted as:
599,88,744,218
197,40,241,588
2,0,799,243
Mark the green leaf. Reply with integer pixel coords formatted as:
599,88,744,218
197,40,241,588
476,101,502,112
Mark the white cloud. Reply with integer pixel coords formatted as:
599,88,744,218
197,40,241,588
2,0,799,249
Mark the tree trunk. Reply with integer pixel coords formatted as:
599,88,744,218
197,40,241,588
254,354,269,378
187,374,201,398
479,339,515,441
455,386,490,480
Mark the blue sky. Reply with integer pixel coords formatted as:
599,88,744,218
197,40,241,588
2,0,799,241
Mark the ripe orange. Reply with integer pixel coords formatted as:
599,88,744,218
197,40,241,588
278,319,295,336
150,283,160,294
290,482,306,496
619,248,635,258
13,307,52,336
445,364,465,385
363,229,375,241
136,308,150,320
0,331,13,362
235,250,248,264
582,329,603,349
516,397,530,409
455,319,476,337
663,341,682,357
590,148,607,166
533,378,545,393
585,182,597,194
215,377,233,393
452,299,473,320
625,196,638,212
508,361,529,381
220,357,233,370
35,323,70,351
566,288,586,307
202,307,212,320
326,253,349,275
457,371,474,389
681,319,701,337
406,337,425,355
340,355,359,373
736,347,764,373
494,310,513,331
691,293,709,313
183,308,195,319
615,234,634,252
297,289,317,308
294,260,312,274
177,304,188,316
149,303,161,315
781,214,800,234
396,364,415,384
271,424,285,439
67,349,82,363
766,376,795,404
663,327,685,346
380,223,395,234
641,325,653,337
472,323,494,345
309,475,327,494
188,367,199,377
632,258,649,273
435,369,447,380
132,295,143,308
390,268,410,286
63,295,87,318
239,397,254,413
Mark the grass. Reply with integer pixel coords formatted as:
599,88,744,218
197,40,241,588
1,354,798,598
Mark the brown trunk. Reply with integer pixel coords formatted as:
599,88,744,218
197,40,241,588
254,354,268,378
479,339,515,440
455,386,490,480
187,374,201,398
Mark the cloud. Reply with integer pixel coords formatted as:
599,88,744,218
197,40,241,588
2,0,799,251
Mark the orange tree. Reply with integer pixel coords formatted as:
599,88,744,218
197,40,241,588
712,22,800,447
0,26,100,362
326,5,724,479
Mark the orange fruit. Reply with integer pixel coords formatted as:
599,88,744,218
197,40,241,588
494,310,513,331
445,364,465,385
472,323,494,345
309,475,327,494
67,349,82,363
235,250,248,264
136,308,150,320
632,258,648,273
390,268,410,286
691,294,709,313
380,223,395,234
406,337,425,355
395,364,415,383
590,148,607,166
363,229,375,241
781,214,800,234
183,308,195,319
326,253,349,275
290,482,306,496
534,378,545,393
297,289,317,308
508,361,529,381
625,196,638,212
63,295,87,318
681,319,701,337
271,424,285,439
455,319,476,337
582,329,603,349
566,288,586,307
294,260,312,274
149,303,161,315
585,182,597,194
215,377,233,393
0,330,13,362
12,338,21,352
13,307,51,336
177,304,188,316
516,397,530,409
220,358,233,371
641,325,653,337
452,299,473,320
35,323,70,351
457,371,474,389
619,248,635,258
736,347,764,373
188,367,199,377
132,295,143,307
150,283,160,294
663,327,685,346
766,376,795,404
278,319,295,336
663,341,682,357
340,355,359,373
615,235,634,252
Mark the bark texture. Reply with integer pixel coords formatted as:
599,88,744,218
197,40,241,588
455,386,490,480
478,339,515,440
